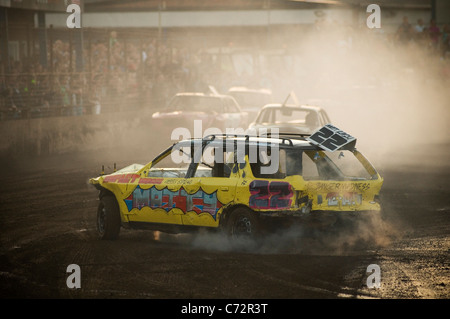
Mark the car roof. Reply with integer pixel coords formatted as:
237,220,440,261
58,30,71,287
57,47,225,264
261,103,324,111
228,87,272,95
174,92,231,99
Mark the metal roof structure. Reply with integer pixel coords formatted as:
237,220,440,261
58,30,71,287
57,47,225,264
0,0,71,12
82,0,432,12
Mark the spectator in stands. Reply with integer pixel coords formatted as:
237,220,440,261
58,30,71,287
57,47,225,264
71,74,85,115
414,18,425,33
428,19,440,53
7,78,25,118
48,76,62,112
441,24,450,58
396,16,413,45
1,87,19,118
414,18,426,41
59,76,71,115
86,76,103,115
151,72,168,109
109,31,118,49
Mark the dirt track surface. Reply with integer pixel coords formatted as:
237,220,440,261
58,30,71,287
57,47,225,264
0,143,449,299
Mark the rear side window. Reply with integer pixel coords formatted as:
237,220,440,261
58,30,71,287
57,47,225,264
302,150,372,181
194,144,235,178
302,152,319,180
257,109,273,123
250,148,303,179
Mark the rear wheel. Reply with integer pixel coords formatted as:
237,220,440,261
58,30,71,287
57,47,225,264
226,207,261,239
97,195,121,240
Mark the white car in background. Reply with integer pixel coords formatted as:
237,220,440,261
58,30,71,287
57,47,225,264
247,103,331,136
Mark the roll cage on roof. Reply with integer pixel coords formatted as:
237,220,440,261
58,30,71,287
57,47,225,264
196,132,314,148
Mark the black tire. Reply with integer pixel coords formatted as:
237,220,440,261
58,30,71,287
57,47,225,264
97,195,121,240
226,207,261,239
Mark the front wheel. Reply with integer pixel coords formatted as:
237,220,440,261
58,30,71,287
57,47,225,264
97,195,121,240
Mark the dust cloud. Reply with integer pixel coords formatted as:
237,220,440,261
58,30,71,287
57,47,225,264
119,19,449,171
262,25,449,171
151,210,398,255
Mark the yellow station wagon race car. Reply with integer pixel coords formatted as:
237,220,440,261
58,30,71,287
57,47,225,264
89,125,383,240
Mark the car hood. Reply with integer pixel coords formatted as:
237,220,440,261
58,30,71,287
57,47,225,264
89,163,144,185
114,163,144,174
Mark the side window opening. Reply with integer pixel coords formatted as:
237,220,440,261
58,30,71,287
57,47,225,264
194,144,234,178
302,151,319,180
250,146,285,179
259,109,272,123
284,149,303,176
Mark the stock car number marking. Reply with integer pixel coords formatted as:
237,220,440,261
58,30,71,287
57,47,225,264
249,180,293,209
307,124,356,152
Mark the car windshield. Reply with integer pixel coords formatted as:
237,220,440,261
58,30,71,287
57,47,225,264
257,108,314,125
166,96,223,113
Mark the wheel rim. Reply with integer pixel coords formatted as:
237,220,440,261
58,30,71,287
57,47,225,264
97,205,106,235
233,216,252,237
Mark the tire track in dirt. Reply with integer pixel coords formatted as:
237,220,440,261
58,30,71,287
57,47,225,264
351,236,450,299
1,148,449,298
